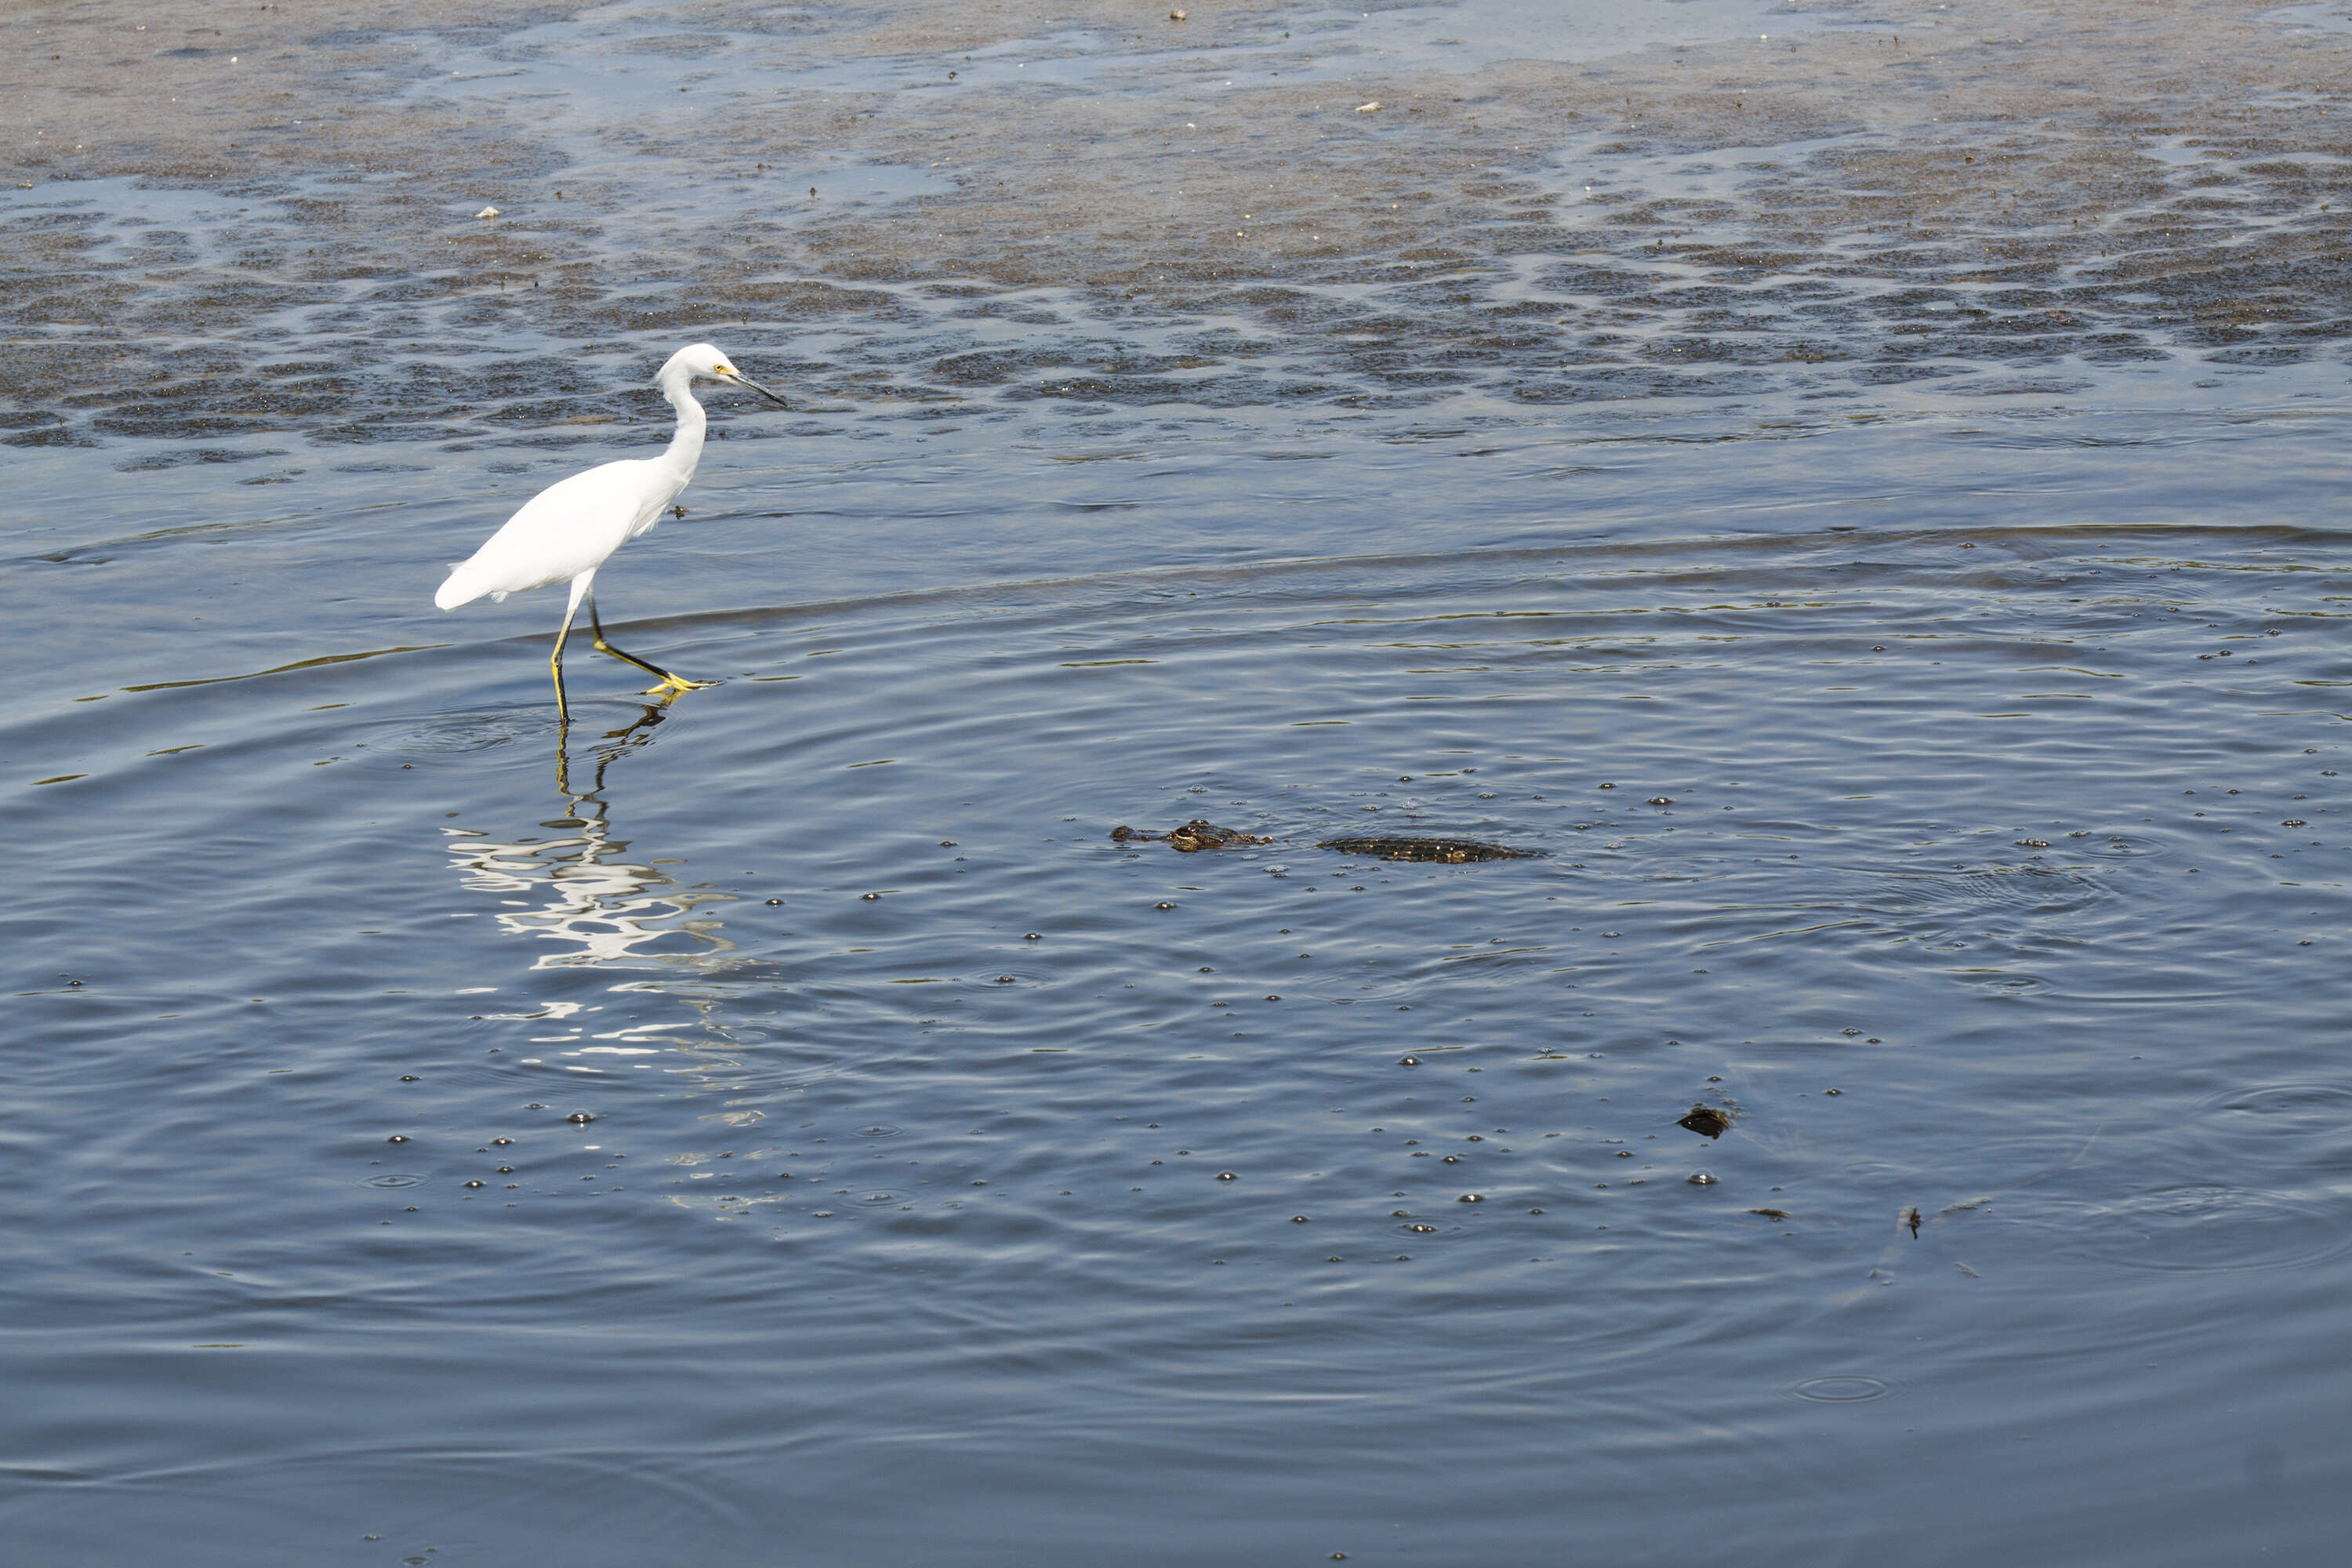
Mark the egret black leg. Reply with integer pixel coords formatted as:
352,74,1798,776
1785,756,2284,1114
550,590,587,723
588,593,714,695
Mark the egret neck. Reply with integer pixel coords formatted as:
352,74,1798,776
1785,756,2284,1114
653,355,710,496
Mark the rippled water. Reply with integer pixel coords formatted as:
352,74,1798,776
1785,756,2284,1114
5,2,2351,1563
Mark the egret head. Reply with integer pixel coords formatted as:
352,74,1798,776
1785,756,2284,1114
662,343,788,407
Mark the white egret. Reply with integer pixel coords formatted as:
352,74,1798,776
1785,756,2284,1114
434,342,788,720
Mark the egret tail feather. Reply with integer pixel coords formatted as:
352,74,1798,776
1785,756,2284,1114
435,561,494,611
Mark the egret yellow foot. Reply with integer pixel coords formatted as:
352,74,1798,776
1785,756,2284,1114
644,673,717,696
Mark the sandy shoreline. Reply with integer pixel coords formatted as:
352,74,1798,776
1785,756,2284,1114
5,0,2350,428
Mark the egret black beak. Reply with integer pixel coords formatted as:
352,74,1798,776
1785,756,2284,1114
717,368,789,408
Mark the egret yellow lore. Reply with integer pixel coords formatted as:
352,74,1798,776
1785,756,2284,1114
433,343,787,720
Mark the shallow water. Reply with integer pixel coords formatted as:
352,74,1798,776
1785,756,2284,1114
5,2,2352,1563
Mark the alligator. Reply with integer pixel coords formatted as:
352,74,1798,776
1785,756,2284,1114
1315,835,1544,863
1111,823,1542,862
1109,820,1274,851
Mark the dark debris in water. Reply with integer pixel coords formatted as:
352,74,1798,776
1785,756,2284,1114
1676,1105,1734,1139
1315,835,1543,863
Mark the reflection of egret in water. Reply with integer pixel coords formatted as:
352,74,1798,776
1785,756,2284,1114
445,706,738,971
443,716,779,1129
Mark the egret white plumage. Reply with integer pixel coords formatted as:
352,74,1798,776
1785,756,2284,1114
434,342,787,720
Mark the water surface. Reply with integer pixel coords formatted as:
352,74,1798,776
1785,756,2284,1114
4,2,2350,1563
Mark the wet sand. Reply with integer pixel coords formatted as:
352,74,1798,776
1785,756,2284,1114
7,0,2352,426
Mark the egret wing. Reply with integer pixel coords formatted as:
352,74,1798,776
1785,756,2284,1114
434,459,678,608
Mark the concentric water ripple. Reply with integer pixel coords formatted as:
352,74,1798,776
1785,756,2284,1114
2034,1185,2352,1276
1788,1374,1900,1404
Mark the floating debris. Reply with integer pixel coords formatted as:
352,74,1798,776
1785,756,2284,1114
1677,1105,1733,1139
1902,1206,1922,1237
476,205,500,219
1687,1171,1717,1186
1110,819,1272,851
1748,1207,1791,1221
1314,835,1541,862
1356,100,1381,113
